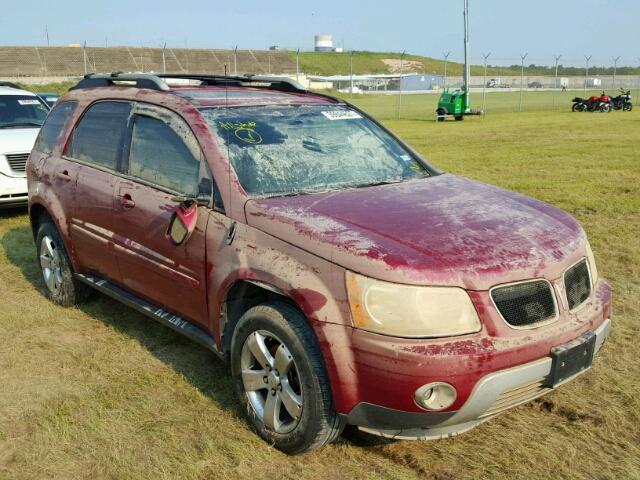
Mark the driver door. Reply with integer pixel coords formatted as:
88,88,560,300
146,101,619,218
112,103,212,329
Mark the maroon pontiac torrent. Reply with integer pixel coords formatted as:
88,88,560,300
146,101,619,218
27,73,612,454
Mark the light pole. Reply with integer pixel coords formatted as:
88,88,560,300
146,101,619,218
349,50,354,98
82,41,88,75
162,42,167,73
443,51,451,89
296,48,300,83
481,51,490,111
234,45,238,75
519,52,527,112
553,54,562,109
397,50,405,119
612,55,620,88
584,55,592,94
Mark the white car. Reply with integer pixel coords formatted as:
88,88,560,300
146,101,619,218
0,84,49,207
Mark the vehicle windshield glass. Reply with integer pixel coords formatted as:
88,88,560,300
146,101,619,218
0,95,49,128
202,104,429,197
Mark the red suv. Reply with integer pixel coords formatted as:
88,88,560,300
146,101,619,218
27,73,612,454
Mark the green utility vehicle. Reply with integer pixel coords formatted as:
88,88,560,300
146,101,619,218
436,89,467,121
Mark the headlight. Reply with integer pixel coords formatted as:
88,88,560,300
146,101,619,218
585,241,599,286
346,271,481,338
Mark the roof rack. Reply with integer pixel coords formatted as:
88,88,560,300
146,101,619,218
0,81,23,90
71,72,307,94
70,73,171,91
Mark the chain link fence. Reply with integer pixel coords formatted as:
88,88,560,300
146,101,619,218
3,47,638,120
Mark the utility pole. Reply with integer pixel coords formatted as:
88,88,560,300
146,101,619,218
83,41,88,75
397,50,405,119
612,55,620,88
296,48,300,83
443,51,451,89
584,55,592,94
45,26,50,47
481,52,490,111
162,43,167,73
349,50,354,98
553,54,562,109
519,52,527,112
462,0,471,113
234,45,238,75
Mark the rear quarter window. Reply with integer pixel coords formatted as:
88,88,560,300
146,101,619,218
33,101,78,154
67,101,132,170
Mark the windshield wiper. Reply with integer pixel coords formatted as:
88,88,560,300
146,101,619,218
353,179,404,189
0,122,43,128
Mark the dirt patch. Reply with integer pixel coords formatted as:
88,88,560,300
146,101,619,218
382,58,424,73
534,399,606,426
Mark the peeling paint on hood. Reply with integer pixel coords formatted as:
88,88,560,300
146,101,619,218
245,173,587,290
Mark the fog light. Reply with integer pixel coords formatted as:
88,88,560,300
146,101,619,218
414,382,457,411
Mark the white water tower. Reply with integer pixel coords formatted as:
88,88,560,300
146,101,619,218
314,35,334,52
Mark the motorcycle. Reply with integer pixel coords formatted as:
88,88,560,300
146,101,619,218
572,91,611,112
610,89,633,111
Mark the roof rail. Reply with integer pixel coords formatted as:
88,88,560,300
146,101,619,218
70,72,307,94
157,74,307,93
0,81,23,90
70,73,171,91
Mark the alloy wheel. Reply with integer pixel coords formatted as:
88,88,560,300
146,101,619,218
240,330,303,434
40,235,63,294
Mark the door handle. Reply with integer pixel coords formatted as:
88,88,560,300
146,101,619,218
120,193,135,209
55,170,71,181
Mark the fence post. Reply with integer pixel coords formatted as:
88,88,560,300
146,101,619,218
519,53,527,112
553,54,561,110
397,50,405,119
482,52,490,111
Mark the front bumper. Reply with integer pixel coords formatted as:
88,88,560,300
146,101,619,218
353,317,612,439
0,173,28,207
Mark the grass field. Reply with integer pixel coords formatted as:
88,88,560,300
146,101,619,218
343,89,635,119
0,104,639,479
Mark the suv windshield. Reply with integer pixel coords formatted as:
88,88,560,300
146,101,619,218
0,95,49,128
202,104,429,197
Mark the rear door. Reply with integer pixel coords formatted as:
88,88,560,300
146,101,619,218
65,101,132,282
112,103,212,328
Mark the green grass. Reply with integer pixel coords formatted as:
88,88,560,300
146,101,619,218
337,89,635,119
294,50,513,77
0,106,639,479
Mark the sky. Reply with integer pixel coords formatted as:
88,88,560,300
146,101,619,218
1,0,638,67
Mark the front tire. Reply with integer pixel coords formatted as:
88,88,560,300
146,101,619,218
436,108,446,122
36,219,91,306
623,103,632,111
231,302,344,454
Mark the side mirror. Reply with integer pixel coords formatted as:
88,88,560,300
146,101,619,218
167,202,198,246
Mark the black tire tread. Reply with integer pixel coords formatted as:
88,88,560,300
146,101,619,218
231,302,344,454
35,218,91,306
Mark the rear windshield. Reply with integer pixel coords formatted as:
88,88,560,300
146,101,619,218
0,95,49,128
202,105,429,197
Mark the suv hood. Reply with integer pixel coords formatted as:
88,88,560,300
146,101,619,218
0,127,39,154
245,174,586,290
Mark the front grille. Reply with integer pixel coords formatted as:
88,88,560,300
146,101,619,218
491,280,557,327
481,377,551,418
5,153,29,172
564,259,591,310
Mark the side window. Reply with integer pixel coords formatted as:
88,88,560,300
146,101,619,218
129,115,200,196
68,101,131,170
34,101,78,154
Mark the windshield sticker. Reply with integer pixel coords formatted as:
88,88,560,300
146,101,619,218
18,99,41,106
218,121,263,145
321,110,362,121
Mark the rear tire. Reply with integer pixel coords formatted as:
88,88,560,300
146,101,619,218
454,115,464,121
230,302,344,454
35,218,91,306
